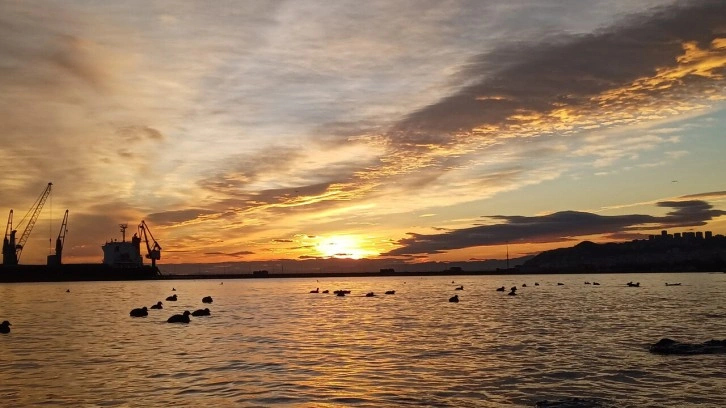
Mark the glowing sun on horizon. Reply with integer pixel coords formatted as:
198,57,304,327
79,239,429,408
316,235,374,259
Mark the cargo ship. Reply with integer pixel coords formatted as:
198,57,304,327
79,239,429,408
1,222,162,283
1,183,163,282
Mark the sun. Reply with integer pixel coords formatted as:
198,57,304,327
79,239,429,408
316,235,374,259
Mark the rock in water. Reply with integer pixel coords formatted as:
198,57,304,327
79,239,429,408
649,338,726,355
535,397,617,407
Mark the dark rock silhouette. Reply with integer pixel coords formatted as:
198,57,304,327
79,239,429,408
202,296,213,303
0,320,10,334
649,338,726,355
192,308,211,317
130,307,148,317
167,310,191,323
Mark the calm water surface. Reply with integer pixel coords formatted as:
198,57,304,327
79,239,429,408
1,272,725,407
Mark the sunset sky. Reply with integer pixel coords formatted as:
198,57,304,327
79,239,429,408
1,0,725,271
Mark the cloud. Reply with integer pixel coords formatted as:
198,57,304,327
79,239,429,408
0,2,174,216
203,251,255,258
385,199,726,256
292,0,726,224
679,191,726,200
393,0,725,140
655,200,726,227
145,209,218,226
348,1,725,205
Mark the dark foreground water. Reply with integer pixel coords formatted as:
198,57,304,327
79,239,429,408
1,272,725,407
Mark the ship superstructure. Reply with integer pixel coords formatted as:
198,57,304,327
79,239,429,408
102,224,145,268
101,221,161,269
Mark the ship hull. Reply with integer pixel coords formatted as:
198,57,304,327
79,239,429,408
0,264,160,283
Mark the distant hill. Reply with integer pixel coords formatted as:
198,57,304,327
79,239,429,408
520,232,726,273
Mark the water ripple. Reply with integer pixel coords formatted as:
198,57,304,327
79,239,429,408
1,273,725,406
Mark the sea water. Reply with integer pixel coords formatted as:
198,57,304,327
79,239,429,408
1,272,725,407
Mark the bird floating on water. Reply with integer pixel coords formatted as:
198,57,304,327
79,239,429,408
0,320,10,334
202,296,213,303
449,294,459,303
192,308,211,317
150,301,163,309
167,311,191,323
130,307,148,317
166,294,178,301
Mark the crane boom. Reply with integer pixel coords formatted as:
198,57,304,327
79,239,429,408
2,210,17,265
56,209,69,256
138,220,161,268
15,182,53,263
48,209,69,266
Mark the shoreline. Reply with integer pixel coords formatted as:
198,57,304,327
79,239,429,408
157,269,724,280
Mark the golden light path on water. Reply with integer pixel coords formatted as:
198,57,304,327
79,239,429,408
1,272,725,407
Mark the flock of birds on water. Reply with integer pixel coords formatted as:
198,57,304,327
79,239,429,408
0,279,685,334
305,278,682,304
128,288,214,323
